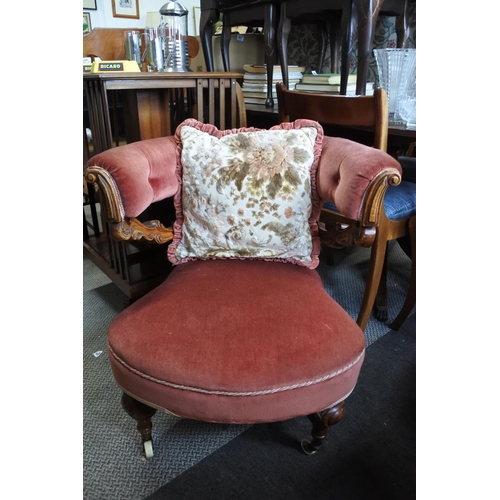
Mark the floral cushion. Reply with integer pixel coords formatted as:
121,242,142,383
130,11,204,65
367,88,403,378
168,119,324,269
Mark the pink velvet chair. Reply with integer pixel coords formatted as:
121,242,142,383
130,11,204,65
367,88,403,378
84,118,402,459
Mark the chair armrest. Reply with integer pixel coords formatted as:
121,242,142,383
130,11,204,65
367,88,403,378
317,136,402,224
84,136,179,244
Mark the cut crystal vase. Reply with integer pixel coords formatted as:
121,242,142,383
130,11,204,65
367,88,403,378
373,48,416,126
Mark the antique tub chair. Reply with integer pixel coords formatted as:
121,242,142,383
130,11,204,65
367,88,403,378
85,118,403,459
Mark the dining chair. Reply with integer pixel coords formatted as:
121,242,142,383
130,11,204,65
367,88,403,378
277,0,345,91
199,0,282,107
276,83,416,330
202,1,342,99
389,155,416,330
84,117,404,459
199,1,338,106
352,0,410,95
389,215,415,330
277,0,410,95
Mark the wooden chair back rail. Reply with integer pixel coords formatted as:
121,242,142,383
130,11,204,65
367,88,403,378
276,84,397,242
84,28,135,61
276,84,389,150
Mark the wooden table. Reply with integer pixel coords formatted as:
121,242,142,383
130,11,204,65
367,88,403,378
83,72,244,304
84,71,244,154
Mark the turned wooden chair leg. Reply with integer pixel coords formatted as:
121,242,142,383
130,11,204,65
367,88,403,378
83,209,89,239
277,2,292,90
263,3,278,108
357,235,388,331
321,244,336,266
316,22,328,72
220,19,231,72
389,216,416,330
87,182,101,237
301,402,345,455
121,392,157,458
374,251,389,322
200,8,217,71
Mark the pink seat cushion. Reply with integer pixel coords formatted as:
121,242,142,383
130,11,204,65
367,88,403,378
108,259,365,424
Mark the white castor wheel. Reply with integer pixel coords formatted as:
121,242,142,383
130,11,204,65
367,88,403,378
143,440,154,459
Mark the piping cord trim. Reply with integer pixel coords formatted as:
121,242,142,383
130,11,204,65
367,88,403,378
109,344,365,397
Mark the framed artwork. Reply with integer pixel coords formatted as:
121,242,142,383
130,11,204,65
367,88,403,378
83,13,92,35
83,0,97,9
112,0,140,19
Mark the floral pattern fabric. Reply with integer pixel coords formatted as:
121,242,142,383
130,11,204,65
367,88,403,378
169,121,323,268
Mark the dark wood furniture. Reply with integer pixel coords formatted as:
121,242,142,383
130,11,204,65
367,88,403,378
199,1,340,106
277,0,345,90
278,0,410,95
83,72,246,304
350,0,410,95
276,83,415,330
199,1,410,103
199,0,280,107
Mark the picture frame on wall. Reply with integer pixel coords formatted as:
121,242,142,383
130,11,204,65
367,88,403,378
112,0,140,19
83,0,97,10
193,6,201,36
83,13,92,35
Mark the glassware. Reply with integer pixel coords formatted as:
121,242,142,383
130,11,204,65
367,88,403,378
373,48,416,126
124,30,143,67
159,1,191,72
398,89,416,130
144,27,165,72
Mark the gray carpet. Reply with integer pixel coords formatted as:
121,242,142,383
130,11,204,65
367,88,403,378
83,240,413,500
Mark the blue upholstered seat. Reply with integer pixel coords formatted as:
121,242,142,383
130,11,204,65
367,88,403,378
323,181,416,221
383,181,416,220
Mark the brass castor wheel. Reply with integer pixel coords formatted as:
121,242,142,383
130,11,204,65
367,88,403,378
301,438,318,455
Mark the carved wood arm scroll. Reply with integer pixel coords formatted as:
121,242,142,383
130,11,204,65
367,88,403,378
320,219,376,248
85,166,174,245
361,168,402,226
320,168,401,248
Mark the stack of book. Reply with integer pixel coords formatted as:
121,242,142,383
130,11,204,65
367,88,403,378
294,73,375,96
242,64,304,105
